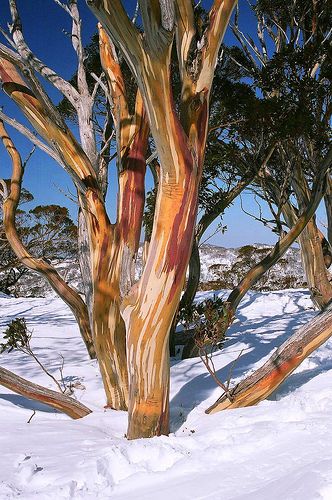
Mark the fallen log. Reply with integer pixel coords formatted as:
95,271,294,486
0,366,92,419
206,303,332,413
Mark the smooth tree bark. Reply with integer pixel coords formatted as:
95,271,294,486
0,32,148,412
88,0,237,438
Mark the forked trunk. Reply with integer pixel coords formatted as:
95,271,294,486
0,59,148,410
80,0,236,439
206,303,332,413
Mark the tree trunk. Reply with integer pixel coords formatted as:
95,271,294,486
281,188,332,310
180,238,201,313
206,303,332,413
0,366,92,419
169,238,200,358
85,198,129,409
289,164,332,309
88,0,244,439
122,172,200,438
324,175,332,246
298,218,332,309
77,208,94,323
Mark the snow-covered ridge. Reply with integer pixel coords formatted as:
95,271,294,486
1,243,306,298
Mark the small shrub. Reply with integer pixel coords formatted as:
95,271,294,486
0,318,30,353
178,296,230,349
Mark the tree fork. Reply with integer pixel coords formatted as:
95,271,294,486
0,58,130,404
89,0,237,439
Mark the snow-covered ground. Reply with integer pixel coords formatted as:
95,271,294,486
1,289,332,499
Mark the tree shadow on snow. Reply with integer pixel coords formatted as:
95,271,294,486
170,299,322,432
0,393,60,414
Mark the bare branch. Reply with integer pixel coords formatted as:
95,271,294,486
8,0,79,106
175,0,196,84
0,26,16,48
53,0,71,15
66,0,89,97
0,58,97,192
0,109,64,166
196,0,237,92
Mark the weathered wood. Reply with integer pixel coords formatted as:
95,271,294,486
0,366,92,419
206,303,332,413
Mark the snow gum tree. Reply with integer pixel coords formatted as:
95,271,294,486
86,0,237,439
1,0,330,441
0,0,236,439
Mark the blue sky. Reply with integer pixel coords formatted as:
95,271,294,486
0,1,326,248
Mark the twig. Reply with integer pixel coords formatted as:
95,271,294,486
226,348,244,390
199,347,234,402
22,145,36,170
27,410,36,423
199,219,226,247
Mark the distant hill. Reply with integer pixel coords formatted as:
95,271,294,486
0,243,307,298
197,243,306,292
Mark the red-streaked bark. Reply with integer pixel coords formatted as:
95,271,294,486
89,0,237,439
122,166,200,437
0,58,128,409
